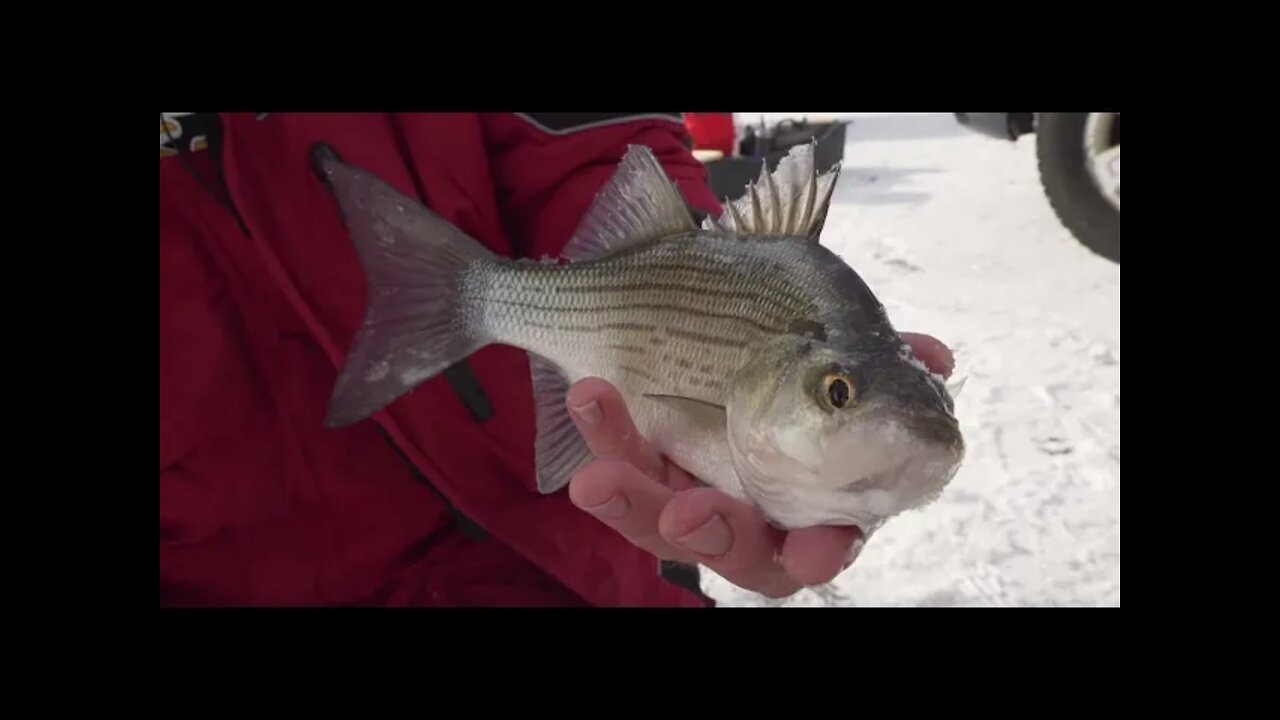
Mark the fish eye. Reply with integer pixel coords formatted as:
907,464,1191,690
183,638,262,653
823,373,855,409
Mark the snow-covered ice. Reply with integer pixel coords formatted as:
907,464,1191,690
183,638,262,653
700,113,1120,607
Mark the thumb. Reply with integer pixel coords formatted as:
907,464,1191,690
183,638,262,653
900,332,955,378
565,378,667,484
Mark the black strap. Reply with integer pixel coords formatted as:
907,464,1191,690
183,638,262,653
659,560,715,605
517,112,684,135
442,362,494,422
374,425,490,541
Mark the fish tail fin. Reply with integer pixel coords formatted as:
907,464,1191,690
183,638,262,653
313,146,496,428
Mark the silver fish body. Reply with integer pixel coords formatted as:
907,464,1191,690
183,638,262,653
317,142,965,537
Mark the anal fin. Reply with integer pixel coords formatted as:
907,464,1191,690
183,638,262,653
530,353,594,494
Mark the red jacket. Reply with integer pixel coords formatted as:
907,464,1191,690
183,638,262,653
684,113,738,156
160,112,722,607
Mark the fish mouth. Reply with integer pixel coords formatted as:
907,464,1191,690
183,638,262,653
838,447,961,519
903,410,964,448
841,463,905,494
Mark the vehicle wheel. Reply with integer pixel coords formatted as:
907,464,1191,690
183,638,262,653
1035,112,1120,264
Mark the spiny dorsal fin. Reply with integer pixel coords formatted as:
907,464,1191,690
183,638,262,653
561,144,698,262
702,141,842,243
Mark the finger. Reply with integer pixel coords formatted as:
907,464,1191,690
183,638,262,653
778,525,862,587
901,332,955,378
568,459,696,563
658,487,793,594
754,573,805,600
566,378,667,483
662,461,703,493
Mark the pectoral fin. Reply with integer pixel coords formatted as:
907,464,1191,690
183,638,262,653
642,394,728,427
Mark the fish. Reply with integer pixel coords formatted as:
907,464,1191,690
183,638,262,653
314,141,965,538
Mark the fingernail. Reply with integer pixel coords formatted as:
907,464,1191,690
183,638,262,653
584,494,629,520
844,536,866,568
570,400,603,427
676,514,733,557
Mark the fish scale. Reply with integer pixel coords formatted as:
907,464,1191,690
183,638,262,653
471,236,823,407
316,140,966,539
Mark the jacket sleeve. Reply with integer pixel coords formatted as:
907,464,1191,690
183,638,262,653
481,113,724,259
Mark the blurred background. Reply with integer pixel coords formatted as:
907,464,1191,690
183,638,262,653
685,112,1120,607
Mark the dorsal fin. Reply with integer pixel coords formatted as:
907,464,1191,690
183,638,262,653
561,144,698,262
703,141,841,242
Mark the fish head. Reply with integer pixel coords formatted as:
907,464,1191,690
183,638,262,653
726,332,965,531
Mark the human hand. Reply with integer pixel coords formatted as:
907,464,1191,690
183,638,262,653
565,332,956,599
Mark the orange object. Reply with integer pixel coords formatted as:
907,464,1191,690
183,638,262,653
684,113,736,156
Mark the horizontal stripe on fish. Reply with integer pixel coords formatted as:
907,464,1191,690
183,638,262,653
667,326,749,350
511,320,658,334
478,298,788,336
520,256,804,282
510,262,814,307
620,365,656,382
604,342,651,356
505,319,750,360
513,280,813,314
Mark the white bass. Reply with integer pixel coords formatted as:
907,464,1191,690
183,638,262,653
316,142,965,537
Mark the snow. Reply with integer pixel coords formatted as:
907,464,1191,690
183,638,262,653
700,113,1121,607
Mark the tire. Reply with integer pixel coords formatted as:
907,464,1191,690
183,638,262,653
1035,113,1120,264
